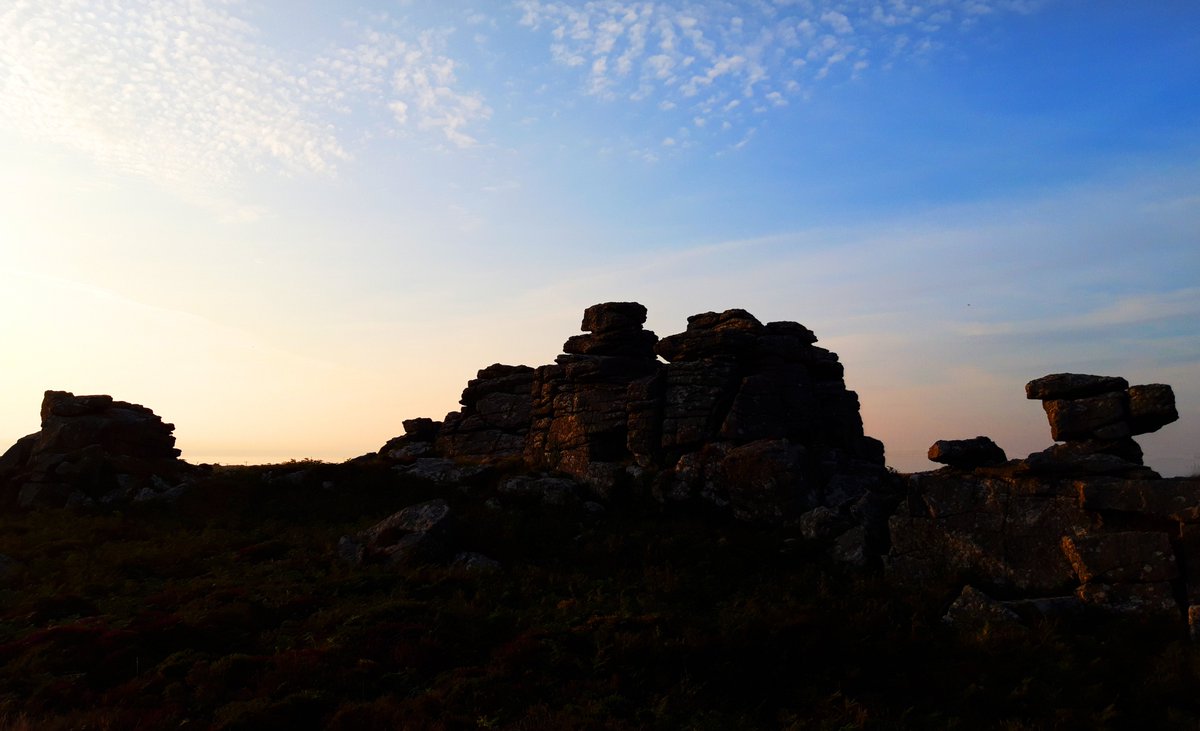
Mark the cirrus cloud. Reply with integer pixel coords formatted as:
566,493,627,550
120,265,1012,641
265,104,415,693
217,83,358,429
0,0,489,193
515,0,1049,138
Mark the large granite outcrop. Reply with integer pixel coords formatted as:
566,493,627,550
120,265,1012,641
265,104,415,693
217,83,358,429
0,390,196,508
380,302,894,533
891,373,1194,621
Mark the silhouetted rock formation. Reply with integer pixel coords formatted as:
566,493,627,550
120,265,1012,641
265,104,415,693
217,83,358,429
1024,373,1178,478
891,373,1194,620
438,364,534,461
0,390,196,508
928,436,1007,470
382,302,894,539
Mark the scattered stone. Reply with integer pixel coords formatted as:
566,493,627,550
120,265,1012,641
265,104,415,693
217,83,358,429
927,437,1007,469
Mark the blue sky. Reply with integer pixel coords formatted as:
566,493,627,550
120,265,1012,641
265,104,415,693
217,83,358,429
1,1,1197,473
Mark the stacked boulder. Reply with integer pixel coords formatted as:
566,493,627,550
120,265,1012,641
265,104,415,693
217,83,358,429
0,390,196,508
524,302,662,493
382,302,894,543
889,373,1198,622
1024,373,1177,478
648,309,890,530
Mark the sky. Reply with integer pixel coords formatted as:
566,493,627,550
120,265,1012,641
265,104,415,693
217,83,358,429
0,0,1198,475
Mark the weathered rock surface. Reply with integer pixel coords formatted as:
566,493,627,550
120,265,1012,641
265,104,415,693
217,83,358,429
888,472,1093,593
899,371,1193,622
0,390,196,509
437,364,534,462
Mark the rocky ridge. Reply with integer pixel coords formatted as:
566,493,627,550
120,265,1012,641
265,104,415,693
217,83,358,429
378,302,896,557
2,304,1197,631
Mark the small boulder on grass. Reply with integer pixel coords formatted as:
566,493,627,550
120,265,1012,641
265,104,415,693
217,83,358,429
339,499,454,566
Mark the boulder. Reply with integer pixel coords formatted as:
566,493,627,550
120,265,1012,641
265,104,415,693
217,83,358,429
655,309,764,363
581,301,648,333
1127,384,1179,435
1042,393,1129,441
927,437,1008,469
347,499,454,565
1025,373,1129,401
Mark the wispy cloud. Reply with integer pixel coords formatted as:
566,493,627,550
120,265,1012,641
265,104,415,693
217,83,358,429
0,1,489,194
309,24,491,149
958,289,1200,337
0,0,346,185
515,0,1051,141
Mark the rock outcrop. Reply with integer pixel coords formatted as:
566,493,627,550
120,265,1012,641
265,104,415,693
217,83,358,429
437,364,534,462
381,303,895,538
1023,373,1178,478
0,390,196,508
890,373,1193,619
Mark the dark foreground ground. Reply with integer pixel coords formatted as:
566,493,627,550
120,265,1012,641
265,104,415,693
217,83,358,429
1,461,1199,730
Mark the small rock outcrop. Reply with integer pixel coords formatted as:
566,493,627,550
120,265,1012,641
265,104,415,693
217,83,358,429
0,390,196,508
890,373,1194,620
